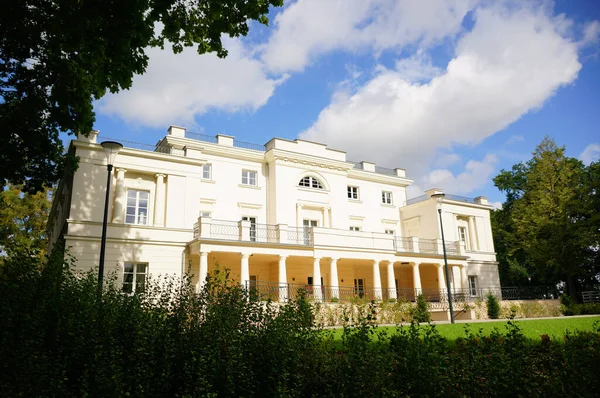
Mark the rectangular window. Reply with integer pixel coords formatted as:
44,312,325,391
123,262,148,293
382,191,393,205
126,190,149,225
199,211,211,218
468,276,478,296
385,229,395,235
349,226,361,231
458,226,469,249
241,169,257,186
354,278,365,298
347,186,359,200
202,163,212,179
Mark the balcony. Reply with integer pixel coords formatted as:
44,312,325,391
192,218,464,255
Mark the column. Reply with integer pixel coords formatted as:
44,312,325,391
437,263,446,290
111,168,127,223
468,216,478,251
330,258,339,299
372,260,382,300
197,252,209,292
313,257,322,301
460,264,469,291
278,255,288,302
240,253,250,288
387,261,397,300
412,263,422,296
154,173,166,227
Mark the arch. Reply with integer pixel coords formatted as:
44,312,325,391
297,171,329,190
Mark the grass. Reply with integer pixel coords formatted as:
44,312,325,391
325,316,600,343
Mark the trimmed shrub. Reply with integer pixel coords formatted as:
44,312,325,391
487,292,501,319
410,293,431,323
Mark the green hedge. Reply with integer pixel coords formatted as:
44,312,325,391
1,250,599,397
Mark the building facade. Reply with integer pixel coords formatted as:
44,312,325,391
48,126,500,317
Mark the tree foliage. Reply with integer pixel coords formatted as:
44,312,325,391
493,137,600,299
0,185,51,261
1,0,283,193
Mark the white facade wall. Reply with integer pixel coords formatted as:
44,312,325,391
50,126,500,295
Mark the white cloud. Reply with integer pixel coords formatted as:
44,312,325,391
421,154,498,195
432,153,461,168
506,135,525,145
261,0,477,73
300,2,582,192
490,201,502,210
97,39,284,127
581,20,600,46
579,143,600,165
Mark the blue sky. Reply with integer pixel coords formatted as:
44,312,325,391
90,0,600,207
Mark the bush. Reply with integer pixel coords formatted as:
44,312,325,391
561,294,600,316
487,292,501,319
410,293,431,323
2,247,600,397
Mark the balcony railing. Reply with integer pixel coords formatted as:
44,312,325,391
193,218,465,255
245,283,558,305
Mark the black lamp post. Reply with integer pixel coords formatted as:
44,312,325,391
98,141,123,297
431,192,455,324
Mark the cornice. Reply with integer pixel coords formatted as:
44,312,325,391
172,137,266,162
347,169,413,187
265,149,353,173
73,140,207,167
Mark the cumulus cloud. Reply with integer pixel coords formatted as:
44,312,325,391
261,0,477,73
579,143,600,165
581,20,600,46
300,2,582,192
97,39,284,127
421,154,498,195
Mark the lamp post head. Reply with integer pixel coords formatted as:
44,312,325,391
101,141,123,166
431,192,445,210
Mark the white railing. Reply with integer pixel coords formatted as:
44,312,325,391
193,218,464,255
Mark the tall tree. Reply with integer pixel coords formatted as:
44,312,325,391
0,185,52,261
1,0,283,193
493,137,599,300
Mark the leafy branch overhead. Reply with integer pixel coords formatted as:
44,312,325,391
0,0,283,193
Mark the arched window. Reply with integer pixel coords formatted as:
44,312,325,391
298,175,324,189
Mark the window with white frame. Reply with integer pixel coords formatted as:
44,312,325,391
468,275,478,296
298,175,324,189
241,169,257,186
349,226,361,231
202,163,212,180
382,191,393,205
458,226,468,249
384,229,395,235
347,185,359,199
123,262,148,293
126,190,149,225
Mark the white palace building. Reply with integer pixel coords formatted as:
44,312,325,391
47,126,500,318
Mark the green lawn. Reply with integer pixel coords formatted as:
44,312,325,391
325,316,600,342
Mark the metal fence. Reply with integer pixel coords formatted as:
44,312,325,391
233,140,266,151
245,283,558,306
208,220,240,240
185,131,218,143
253,223,279,243
444,241,460,255
394,237,414,252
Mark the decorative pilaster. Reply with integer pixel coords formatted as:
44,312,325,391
468,216,478,251
323,207,330,228
154,173,166,227
460,264,469,291
112,168,127,223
